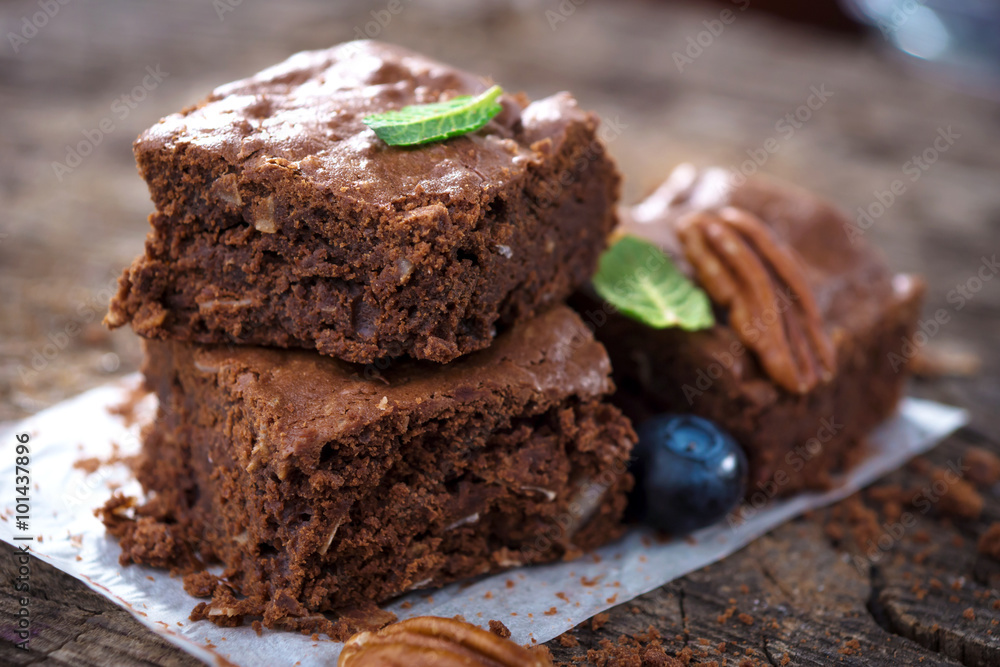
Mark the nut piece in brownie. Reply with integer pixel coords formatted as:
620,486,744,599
573,164,924,495
106,40,620,364
105,306,634,636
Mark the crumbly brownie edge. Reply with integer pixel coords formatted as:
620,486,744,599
110,343,634,634
109,120,619,363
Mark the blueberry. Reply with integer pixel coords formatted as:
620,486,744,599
629,414,747,535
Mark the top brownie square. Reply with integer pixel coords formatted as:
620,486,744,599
107,40,620,363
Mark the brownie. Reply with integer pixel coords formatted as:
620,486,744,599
106,40,620,364
105,306,634,635
573,164,924,496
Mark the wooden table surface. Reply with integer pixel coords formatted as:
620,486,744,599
2,0,999,664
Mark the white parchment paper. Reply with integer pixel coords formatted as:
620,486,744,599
0,375,966,666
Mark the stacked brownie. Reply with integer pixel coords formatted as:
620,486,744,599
106,41,620,364
103,41,634,636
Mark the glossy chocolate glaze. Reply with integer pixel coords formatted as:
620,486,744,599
136,40,590,214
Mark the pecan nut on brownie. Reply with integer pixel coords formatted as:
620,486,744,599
573,164,924,496
106,40,620,364
101,306,634,637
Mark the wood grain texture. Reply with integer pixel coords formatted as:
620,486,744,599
1,0,998,664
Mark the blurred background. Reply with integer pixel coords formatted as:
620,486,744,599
1,0,998,422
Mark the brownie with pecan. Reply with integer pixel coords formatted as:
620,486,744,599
106,40,620,364
574,164,924,496
103,306,634,636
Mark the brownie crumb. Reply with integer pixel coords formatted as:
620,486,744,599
96,492,136,534
838,639,861,655
978,523,1000,559
640,645,676,665
550,617,701,666
717,606,737,624
182,571,220,598
841,495,881,550
737,613,755,626
966,447,1000,487
963,608,976,621
107,384,149,427
544,607,558,616
557,632,579,648
576,638,683,667
73,457,102,475
934,469,983,519
488,619,511,639
824,521,844,542
591,613,610,632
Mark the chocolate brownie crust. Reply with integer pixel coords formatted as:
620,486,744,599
107,41,620,363
110,306,634,633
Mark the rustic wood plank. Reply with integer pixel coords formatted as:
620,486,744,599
0,542,202,666
1,0,998,664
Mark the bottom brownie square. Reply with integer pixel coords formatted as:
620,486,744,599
103,306,634,637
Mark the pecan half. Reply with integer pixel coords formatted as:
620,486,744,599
676,206,836,393
338,616,552,667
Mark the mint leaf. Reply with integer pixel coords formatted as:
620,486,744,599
363,85,504,146
592,235,715,330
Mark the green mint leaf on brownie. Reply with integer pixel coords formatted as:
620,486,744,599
363,85,504,146
592,235,715,330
